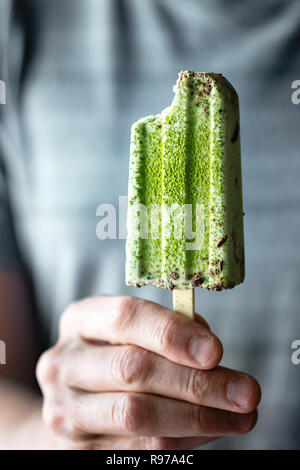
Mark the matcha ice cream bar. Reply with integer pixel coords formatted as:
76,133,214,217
126,71,244,311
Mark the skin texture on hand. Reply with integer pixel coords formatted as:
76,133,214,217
37,296,261,450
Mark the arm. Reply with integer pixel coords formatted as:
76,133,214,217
0,271,58,449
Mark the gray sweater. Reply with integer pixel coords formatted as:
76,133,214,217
0,0,299,449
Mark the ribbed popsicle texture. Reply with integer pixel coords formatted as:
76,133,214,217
126,71,244,291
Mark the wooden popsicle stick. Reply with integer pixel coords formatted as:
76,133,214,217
173,288,194,319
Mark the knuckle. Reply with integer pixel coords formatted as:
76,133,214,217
191,405,211,435
157,317,178,354
36,348,61,387
43,401,82,441
113,346,153,387
112,394,147,433
42,403,65,435
187,370,210,403
113,296,140,331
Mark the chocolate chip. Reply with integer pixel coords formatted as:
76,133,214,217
210,279,224,291
210,284,223,291
217,235,228,248
192,278,204,287
170,271,179,280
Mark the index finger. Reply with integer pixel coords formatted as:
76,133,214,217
60,296,223,370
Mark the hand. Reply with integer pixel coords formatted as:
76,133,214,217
36,296,261,450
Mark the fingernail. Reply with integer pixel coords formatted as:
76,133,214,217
188,335,215,365
233,412,254,431
227,376,253,409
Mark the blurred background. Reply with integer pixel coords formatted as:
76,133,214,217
1,0,300,449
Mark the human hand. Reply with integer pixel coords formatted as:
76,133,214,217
37,296,261,450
